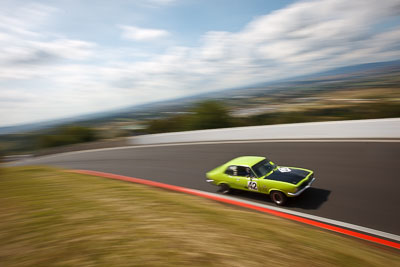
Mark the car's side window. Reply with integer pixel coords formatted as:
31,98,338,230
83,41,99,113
225,166,256,177
236,166,249,177
225,165,237,176
248,168,257,178
240,166,257,178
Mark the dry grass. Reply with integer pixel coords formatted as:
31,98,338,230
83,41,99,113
318,87,400,101
0,166,399,266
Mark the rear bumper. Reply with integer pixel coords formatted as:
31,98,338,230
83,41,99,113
288,177,316,196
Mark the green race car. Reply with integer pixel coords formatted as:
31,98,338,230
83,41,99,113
206,156,315,206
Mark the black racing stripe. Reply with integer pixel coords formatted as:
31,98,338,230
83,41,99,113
266,168,310,184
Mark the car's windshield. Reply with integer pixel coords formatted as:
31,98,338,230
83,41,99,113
252,159,276,177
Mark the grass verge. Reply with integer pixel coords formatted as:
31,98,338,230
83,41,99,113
0,166,399,266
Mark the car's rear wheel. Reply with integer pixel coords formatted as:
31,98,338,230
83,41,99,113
270,191,287,206
218,183,231,194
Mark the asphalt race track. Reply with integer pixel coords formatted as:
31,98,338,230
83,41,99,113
13,141,400,236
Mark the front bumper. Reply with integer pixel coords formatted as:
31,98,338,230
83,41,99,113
287,177,316,196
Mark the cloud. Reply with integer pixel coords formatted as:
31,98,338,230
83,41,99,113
119,25,169,41
113,0,400,87
1,39,95,67
0,3,96,79
108,0,400,101
214,0,400,67
146,0,177,5
0,2,58,38
1,0,400,127
133,0,178,8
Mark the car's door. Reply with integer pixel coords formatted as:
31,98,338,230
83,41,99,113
223,165,247,190
223,165,242,189
242,167,260,193
236,166,253,190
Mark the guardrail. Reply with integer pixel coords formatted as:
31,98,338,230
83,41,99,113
129,118,400,145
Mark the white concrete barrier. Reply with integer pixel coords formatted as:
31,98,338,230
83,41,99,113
129,118,400,145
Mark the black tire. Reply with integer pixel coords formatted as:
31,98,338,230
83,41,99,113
270,191,287,206
218,183,231,194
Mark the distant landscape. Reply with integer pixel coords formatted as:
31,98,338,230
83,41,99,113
1,60,399,156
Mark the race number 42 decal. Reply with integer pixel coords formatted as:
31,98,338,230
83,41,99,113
247,181,258,191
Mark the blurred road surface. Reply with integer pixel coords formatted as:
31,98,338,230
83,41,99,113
13,141,400,236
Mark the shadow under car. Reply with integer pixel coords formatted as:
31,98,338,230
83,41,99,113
228,187,331,210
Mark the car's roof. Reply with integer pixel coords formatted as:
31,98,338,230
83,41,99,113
225,156,266,167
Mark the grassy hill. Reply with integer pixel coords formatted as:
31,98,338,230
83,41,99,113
1,166,399,266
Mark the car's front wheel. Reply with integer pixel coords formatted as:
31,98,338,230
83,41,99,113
270,191,287,206
218,183,231,194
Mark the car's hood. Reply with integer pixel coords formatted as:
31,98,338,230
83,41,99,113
266,167,311,185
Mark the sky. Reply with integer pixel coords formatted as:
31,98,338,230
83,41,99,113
0,0,399,127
